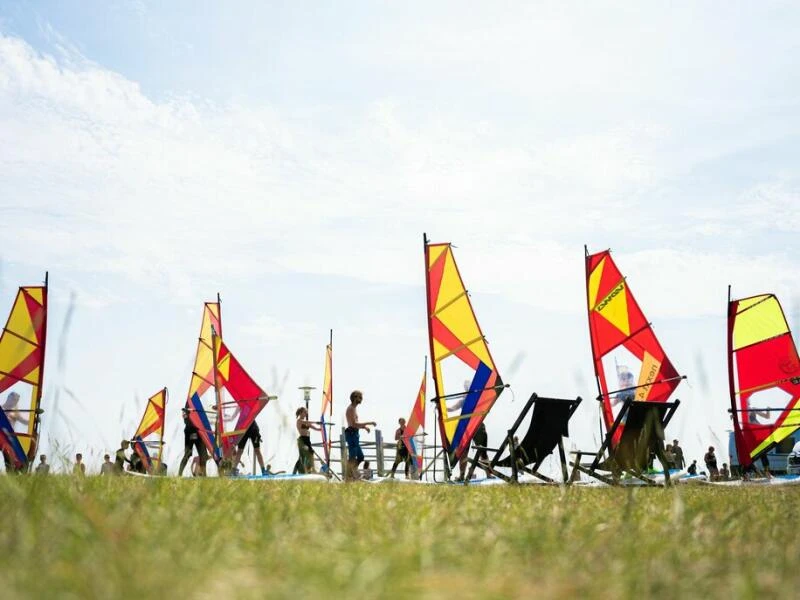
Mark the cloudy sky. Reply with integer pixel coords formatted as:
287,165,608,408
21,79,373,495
1,1,798,475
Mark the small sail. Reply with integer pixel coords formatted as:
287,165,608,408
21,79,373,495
424,237,504,462
0,279,48,472
213,335,270,458
585,249,682,446
319,334,333,467
403,369,426,471
728,293,800,468
185,301,222,462
131,388,167,474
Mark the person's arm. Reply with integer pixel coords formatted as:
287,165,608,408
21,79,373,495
298,418,321,431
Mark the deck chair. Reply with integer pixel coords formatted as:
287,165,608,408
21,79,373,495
570,398,680,486
466,394,582,484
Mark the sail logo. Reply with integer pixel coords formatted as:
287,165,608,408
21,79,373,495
596,283,625,313
635,352,661,401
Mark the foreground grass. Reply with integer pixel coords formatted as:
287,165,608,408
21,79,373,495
1,477,799,599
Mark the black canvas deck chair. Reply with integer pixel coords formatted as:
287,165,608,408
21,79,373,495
570,398,680,486
466,394,582,484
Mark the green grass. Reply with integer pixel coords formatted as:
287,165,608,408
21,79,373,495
1,477,799,599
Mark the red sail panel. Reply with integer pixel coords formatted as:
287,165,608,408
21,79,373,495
585,250,681,447
728,294,800,468
214,336,270,458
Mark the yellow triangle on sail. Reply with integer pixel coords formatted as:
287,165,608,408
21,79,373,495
596,282,630,336
587,257,605,310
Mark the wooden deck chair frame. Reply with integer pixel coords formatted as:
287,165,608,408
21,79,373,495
570,398,680,486
465,394,582,484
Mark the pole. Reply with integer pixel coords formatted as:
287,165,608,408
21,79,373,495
211,325,223,472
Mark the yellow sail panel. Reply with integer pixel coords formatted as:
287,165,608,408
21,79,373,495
732,295,789,351
0,282,48,466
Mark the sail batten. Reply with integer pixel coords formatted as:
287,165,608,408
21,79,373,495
728,292,800,468
424,236,503,463
585,249,681,447
0,278,48,472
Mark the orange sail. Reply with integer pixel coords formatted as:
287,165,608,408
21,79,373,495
0,276,48,472
728,292,800,468
403,366,426,471
424,235,504,463
185,299,222,462
131,388,167,474
319,331,333,467
585,249,682,446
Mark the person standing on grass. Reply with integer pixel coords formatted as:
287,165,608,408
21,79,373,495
72,453,86,475
115,440,130,474
178,407,207,477
295,407,320,474
345,390,376,481
664,444,676,471
704,446,719,481
672,439,685,470
389,418,410,478
100,454,115,475
34,454,50,474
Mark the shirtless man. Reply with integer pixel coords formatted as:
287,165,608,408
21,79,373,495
296,406,321,474
345,390,376,480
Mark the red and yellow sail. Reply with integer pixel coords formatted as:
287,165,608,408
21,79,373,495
319,334,333,466
213,335,270,459
585,249,681,446
424,236,504,462
0,277,47,471
185,300,222,462
728,293,800,468
132,388,167,474
403,368,426,471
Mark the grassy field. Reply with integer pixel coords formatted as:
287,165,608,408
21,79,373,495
1,477,799,599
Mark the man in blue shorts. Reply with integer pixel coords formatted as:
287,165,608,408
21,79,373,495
345,390,376,480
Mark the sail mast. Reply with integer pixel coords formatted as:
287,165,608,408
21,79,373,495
211,326,223,461
158,387,167,471
423,233,447,478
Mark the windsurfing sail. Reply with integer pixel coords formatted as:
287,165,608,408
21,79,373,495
185,299,222,462
212,333,270,459
403,365,426,472
0,276,48,472
728,291,800,469
131,388,167,474
319,331,333,468
424,235,504,463
585,248,682,446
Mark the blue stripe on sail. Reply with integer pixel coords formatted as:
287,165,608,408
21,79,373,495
450,362,492,451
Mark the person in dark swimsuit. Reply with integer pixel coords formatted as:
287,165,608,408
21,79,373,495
178,407,208,476
389,418,410,478
295,407,321,474
233,420,266,475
